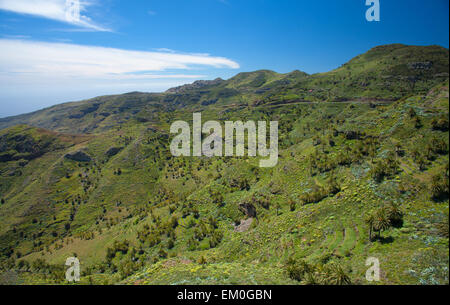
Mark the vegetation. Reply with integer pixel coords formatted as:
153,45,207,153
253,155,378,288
0,44,448,285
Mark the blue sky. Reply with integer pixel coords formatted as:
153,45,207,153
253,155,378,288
0,0,448,117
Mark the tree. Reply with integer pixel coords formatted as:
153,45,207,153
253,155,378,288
366,202,403,241
289,199,296,212
198,256,207,265
169,216,179,229
431,115,449,131
275,202,281,216
320,262,352,285
413,116,422,129
285,257,313,282
366,208,390,241
416,154,427,171
167,238,175,249
211,191,225,207
407,108,417,118
431,172,449,201
384,202,403,227
374,209,391,235
370,153,399,182
429,136,448,155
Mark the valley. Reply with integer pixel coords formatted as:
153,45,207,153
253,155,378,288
0,44,448,285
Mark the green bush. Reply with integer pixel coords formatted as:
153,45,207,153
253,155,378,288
431,115,449,131
431,171,449,201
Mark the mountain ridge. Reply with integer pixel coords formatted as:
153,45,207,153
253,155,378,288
0,43,448,134
0,43,448,285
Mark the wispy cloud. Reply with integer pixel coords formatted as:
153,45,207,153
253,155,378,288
0,0,110,31
0,39,240,116
153,48,177,53
0,39,240,79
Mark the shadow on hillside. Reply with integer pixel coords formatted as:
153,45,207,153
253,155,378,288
377,236,394,244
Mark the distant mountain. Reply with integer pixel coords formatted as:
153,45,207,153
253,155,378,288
0,45,448,285
0,44,448,134
166,78,225,93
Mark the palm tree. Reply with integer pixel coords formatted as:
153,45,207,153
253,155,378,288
384,202,403,227
320,262,351,285
366,208,391,241
373,208,391,239
365,213,376,241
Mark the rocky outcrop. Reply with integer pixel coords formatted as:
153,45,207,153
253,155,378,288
65,150,91,162
234,218,254,232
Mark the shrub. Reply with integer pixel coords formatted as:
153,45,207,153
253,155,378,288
300,175,340,205
169,205,176,214
428,137,448,155
437,216,449,238
431,172,449,201
169,216,179,229
211,191,225,207
300,186,328,204
289,199,296,212
285,257,351,285
413,116,423,129
167,238,175,249
319,262,352,285
187,237,198,251
325,174,341,195
366,202,403,241
106,240,130,262
252,192,271,210
431,115,449,131
285,257,313,282
209,231,223,248
158,248,168,259
384,202,403,227
370,153,399,182
198,256,207,265
407,108,417,118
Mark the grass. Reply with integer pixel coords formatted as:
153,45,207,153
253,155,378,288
0,44,448,285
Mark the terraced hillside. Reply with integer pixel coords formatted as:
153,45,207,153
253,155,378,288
0,44,448,285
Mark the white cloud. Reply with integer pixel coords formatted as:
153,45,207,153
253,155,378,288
0,39,239,79
154,48,177,53
0,39,240,116
0,0,110,31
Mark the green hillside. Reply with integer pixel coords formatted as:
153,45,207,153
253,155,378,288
0,44,448,285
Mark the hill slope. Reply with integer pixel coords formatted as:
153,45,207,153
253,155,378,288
0,44,448,285
0,44,447,133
